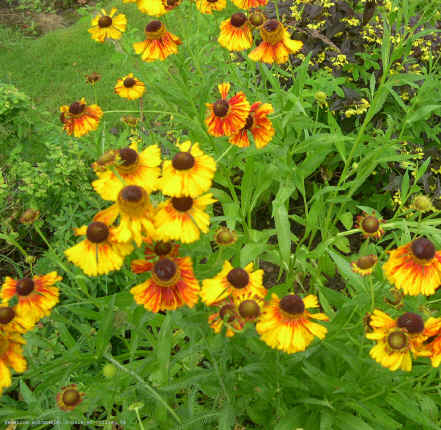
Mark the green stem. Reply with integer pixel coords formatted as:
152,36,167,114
369,276,375,311
135,409,145,430
104,353,181,424
216,144,234,163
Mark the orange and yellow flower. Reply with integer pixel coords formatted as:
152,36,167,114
419,317,441,367
366,309,428,371
256,294,329,354
248,19,303,64
94,185,156,247
0,331,26,395
383,237,441,296
56,384,85,412
195,0,226,14
154,194,216,244
231,0,267,9
356,212,384,240
114,73,146,100
200,261,266,306
159,141,216,198
229,101,274,149
205,83,250,137
1,272,60,324
351,255,378,276
130,256,200,312
218,13,253,51
92,142,161,201
60,98,103,138
88,8,127,43
214,226,237,247
133,20,181,62
65,221,133,277
131,240,180,273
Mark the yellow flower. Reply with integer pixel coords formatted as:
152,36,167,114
88,8,127,43
200,261,266,306
0,331,26,395
0,304,35,334
65,221,133,277
218,13,253,51
154,194,216,244
94,185,156,247
256,294,328,354
419,317,441,367
130,256,200,312
92,141,161,201
351,255,378,276
383,237,441,296
366,310,428,371
159,141,216,198
195,0,226,14
356,212,384,240
114,73,146,100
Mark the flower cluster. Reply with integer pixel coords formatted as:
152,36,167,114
0,273,61,394
205,82,275,149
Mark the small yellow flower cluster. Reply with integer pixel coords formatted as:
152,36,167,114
344,98,370,118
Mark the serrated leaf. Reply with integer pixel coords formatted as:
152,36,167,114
339,212,353,230
334,236,351,253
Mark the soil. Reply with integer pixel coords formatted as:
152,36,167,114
0,0,94,37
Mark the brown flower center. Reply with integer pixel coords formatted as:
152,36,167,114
219,304,235,322
98,15,113,28
123,77,136,88
230,13,247,27
119,147,139,166
279,295,305,315
263,19,279,32
387,331,408,350
171,197,193,212
0,306,15,325
62,389,81,406
227,268,249,289
172,152,195,170
167,0,177,5
411,237,435,261
207,0,218,3
60,112,66,123
238,300,260,319
154,241,172,256
69,102,85,115
244,114,253,130
213,100,229,117
16,278,34,296
361,215,380,233
356,255,377,270
146,20,162,33
86,222,109,243
153,258,177,281
121,185,143,203
397,312,424,334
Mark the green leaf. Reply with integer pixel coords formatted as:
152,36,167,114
386,393,439,429
406,105,441,124
335,413,375,430
334,236,351,254
328,250,364,293
339,212,353,230
20,380,38,405
95,294,116,359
